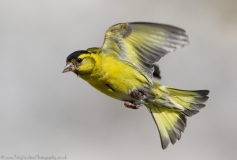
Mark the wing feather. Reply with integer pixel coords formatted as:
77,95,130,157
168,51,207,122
100,22,189,78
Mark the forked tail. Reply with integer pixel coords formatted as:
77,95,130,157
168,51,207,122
147,87,209,149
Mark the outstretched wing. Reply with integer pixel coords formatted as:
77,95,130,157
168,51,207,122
100,22,189,78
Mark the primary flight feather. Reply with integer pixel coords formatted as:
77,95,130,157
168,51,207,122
63,22,209,149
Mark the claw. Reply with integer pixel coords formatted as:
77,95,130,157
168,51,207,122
130,89,143,99
124,101,140,109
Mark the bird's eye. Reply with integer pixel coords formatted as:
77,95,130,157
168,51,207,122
77,58,82,63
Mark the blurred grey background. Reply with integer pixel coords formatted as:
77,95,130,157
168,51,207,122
0,0,237,159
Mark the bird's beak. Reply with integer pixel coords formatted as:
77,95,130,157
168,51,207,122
62,62,74,73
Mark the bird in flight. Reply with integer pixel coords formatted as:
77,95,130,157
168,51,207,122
63,22,209,149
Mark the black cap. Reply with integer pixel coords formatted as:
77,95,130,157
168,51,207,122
66,50,88,62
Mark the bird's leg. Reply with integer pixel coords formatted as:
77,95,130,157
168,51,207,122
124,101,140,109
124,89,144,109
129,89,144,99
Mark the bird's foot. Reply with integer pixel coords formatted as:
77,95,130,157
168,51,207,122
129,89,143,99
124,101,140,109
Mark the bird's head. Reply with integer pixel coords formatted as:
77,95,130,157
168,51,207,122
62,50,96,76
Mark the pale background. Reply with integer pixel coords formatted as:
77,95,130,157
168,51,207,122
0,0,237,160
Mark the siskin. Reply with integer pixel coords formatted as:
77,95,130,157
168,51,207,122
63,22,209,149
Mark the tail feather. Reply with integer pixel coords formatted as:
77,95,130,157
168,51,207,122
168,88,209,117
147,86,209,149
171,96,202,116
149,107,170,148
148,107,186,149
167,88,209,97
172,94,208,104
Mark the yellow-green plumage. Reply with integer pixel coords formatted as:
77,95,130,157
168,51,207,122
63,22,209,149
78,52,150,100
147,85,208,149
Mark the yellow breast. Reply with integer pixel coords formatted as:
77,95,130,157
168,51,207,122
80,54,149,101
